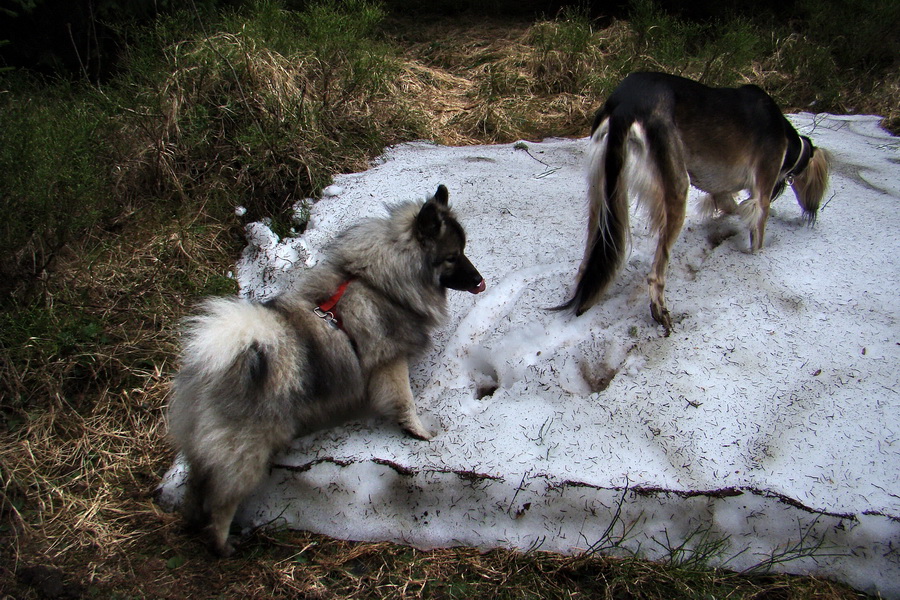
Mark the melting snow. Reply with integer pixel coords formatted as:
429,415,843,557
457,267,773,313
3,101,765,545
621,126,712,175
160,114,900,597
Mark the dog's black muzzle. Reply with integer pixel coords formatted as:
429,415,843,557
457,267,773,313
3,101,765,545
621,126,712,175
442,255,486,294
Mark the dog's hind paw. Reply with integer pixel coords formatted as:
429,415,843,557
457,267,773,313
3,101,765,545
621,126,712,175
398,410,435,440
402,426,435,441
650,304,673,336
211,538,236,558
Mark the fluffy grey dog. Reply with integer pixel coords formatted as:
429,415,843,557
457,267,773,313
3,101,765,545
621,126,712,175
167,185,485,556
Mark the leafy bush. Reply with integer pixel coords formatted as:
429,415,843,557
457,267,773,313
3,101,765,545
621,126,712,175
797,0,899,74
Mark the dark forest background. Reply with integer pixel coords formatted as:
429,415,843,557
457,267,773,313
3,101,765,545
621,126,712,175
2,0,897,82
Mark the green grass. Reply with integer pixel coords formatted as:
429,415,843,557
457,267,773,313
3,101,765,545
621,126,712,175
0,76,115,289
525,5,606,95
626,0,766,85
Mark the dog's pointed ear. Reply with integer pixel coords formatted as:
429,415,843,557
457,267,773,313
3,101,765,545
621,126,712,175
433,184,449,207
416,199,444,239
416,185,450,238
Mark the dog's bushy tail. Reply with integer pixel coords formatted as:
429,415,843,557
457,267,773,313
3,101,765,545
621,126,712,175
168,298,295,441
792,146,831,225
556,113,634,315
167,297,299,556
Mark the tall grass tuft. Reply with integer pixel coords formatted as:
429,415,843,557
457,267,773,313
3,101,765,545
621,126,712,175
113,0,420,226
626,0,765,85
525,5,607,95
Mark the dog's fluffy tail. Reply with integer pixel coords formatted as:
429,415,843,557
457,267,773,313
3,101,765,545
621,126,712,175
169,298,297,439
167,297,300,556
792,146,831,225
556,112,641,315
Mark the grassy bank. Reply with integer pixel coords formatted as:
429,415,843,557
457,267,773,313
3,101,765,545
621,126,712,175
1,1,893,597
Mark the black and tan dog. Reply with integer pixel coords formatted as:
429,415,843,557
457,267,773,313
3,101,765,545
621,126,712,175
558,72,830,334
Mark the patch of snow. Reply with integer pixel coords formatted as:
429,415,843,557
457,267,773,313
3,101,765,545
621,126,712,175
322,184,344,197
159,114,900,597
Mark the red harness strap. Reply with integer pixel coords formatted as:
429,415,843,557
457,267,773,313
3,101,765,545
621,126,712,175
314,279,354,331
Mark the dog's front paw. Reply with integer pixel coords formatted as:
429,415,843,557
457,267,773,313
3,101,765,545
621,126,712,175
398,410,435,440
402,423,435,441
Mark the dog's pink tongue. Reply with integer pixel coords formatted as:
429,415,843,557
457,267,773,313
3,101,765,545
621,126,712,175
469,279,486,294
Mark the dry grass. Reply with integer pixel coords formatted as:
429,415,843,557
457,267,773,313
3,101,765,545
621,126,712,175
388,16,607,142
0,12,889,599
0,216,236,589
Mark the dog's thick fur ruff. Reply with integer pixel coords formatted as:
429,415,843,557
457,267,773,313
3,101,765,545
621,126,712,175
167,185,485,556
557,72,830,334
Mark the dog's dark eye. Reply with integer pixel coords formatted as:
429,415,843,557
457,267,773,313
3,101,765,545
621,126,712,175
444,254,458,265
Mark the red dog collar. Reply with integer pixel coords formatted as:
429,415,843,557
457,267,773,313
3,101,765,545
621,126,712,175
314,279,354,331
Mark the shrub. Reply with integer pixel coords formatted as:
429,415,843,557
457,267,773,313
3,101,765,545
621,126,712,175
626,0,766,85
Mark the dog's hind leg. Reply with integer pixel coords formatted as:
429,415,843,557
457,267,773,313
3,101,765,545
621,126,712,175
200,438,276,557
645,124,689,335
180,467,212,532
206,497,242,558
369,358,433,441
647,185,687,335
